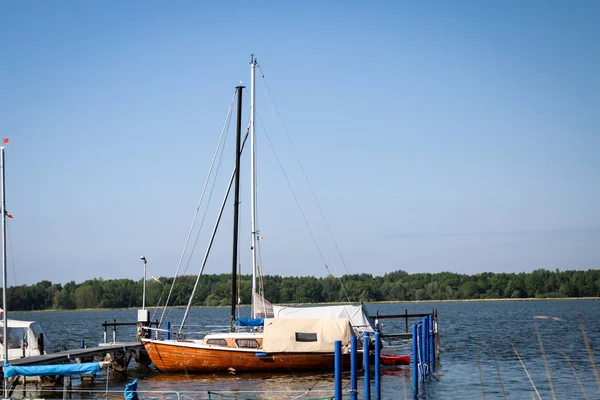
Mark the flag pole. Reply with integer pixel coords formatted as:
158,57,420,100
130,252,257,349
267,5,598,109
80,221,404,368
1,146,8,399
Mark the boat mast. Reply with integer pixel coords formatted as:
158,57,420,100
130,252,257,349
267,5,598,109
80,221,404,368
250,55,258,318
1,146,8,397
230,85,244,331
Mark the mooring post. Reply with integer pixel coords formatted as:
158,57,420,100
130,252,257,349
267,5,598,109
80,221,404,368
81,339,85,349
103,321,107,344
405,308,408,333
422,316,428,377
351,335,357,400
363,332,371,400
430,313,435,372
412,323,418,394
334,340,342,400
113,319,117,343
418,323,424,382
374,331,381,400
167,321,171,340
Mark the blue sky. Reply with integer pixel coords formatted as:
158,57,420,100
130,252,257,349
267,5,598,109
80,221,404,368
1,0,598,286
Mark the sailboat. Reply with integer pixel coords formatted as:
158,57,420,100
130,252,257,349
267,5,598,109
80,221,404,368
141,58,374,373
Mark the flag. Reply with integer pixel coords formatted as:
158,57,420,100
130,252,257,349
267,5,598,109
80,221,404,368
151,276,161,283
4,210,13,219
2,138,8,145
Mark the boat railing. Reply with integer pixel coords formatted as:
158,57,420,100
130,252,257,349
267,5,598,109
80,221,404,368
370,308,439,335
144,323,233,341
102,319,159,343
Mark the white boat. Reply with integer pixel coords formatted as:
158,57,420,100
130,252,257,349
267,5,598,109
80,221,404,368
0,314,53,361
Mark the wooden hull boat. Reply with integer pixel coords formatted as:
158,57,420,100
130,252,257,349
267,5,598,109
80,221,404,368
143,340,356,373
143,319,362,373
142,60,375,374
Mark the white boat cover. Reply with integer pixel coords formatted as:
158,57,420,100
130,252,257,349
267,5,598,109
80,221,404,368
262,318,352,353
0,318,53,360
272,304,375,333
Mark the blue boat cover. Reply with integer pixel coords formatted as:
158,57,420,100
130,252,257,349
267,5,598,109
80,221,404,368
4,361,101,378
124,379,139,400
237,317,264,327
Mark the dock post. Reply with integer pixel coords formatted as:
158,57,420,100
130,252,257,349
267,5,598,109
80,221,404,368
167,321,171,340
351,335,357,400
363,332,370,400
412,323,418,394
81,339,85,349
430,313,435,372
374,331,381,400
422,316,428,377
405,308,408,333
103,321,107,344
113,319,117,343
334,340,342,400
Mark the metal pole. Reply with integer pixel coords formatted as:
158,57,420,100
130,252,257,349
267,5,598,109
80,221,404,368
249,55,258,318
423,316,429,376
363,332,370,400
430,313,435,372
141,256,147,310
412,324,418,394
1,147,8,399
230,85,244,331
334,340,342,400
350,335,357,400
374,331,381,399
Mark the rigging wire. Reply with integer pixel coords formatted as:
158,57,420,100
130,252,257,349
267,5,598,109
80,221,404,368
159,88,237,326
179,127,251,333
257,65,352,302
257,66,351,277
6,224,16,287
255,112,351,303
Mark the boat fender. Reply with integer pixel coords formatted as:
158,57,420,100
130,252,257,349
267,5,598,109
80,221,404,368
255,352,269,357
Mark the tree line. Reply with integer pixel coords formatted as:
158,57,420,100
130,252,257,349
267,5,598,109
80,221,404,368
5,268,600,311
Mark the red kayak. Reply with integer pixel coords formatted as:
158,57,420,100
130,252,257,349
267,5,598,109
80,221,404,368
380,354,410,366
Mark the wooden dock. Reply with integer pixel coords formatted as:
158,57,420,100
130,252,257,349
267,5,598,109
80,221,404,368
8,342,143,367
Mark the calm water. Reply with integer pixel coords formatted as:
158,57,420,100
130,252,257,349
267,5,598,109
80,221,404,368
9,300,600,399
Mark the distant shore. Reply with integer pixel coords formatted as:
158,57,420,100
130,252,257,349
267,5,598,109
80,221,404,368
8,296,600,314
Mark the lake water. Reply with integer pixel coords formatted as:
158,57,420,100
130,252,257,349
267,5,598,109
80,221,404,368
8,299,600,399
